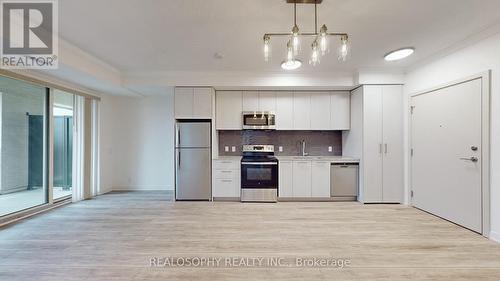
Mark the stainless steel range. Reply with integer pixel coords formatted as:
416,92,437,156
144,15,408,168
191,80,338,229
240,145,278,202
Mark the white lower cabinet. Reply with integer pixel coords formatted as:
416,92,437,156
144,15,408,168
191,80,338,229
311,161,331,197
212,159,240,199
279,161,293,197
279,159,333,199
292,161,312,197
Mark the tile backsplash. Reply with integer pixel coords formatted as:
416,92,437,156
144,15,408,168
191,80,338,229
218,130,342,156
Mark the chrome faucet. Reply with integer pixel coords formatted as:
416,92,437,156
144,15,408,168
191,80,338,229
301,140,308,156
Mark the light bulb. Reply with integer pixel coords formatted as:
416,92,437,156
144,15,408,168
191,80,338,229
320,35,328,55
263,35,271,62
319,24,328,55
286,40,294,62
310,39,320,66
338,35,350,62
291,25,300,55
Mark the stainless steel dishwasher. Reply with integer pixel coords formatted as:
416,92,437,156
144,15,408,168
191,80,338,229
330,163,359,201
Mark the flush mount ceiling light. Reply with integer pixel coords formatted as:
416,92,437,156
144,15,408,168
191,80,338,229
281,59,302,70
384,48,415,61
263,0,350,69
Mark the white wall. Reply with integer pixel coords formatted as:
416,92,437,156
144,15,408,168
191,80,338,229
404,32,500,242
99,88,175,191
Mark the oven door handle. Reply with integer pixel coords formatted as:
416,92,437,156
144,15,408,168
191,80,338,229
241,162,278,165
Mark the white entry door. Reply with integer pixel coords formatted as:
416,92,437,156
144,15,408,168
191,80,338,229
411,78,482,233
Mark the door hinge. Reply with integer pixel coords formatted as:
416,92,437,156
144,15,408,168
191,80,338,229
410,105,415,114
410,190,414,198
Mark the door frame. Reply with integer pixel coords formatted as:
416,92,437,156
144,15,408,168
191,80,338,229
408,71,491,237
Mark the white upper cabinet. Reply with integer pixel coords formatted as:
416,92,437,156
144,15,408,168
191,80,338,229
193,88,213,118
175,87,213,119
174,88,194,118
276,92,294,130
293,92,311,130
310,92,331,130
214,90,351,131
242,91,259,111
311,161,331,197
216,91,243,130
242,91,277,112
331,91,350,130
259,91,277,112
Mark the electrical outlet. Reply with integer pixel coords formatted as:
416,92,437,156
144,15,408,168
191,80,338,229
328,146,333,152
231,146,236,152
224,146,229,152
279,146,283,152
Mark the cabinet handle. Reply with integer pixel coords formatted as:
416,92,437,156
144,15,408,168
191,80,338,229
384,144,388,154
220,171,232,173
221,180,232,183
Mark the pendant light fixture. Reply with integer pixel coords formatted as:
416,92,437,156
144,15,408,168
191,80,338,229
263,0,350,70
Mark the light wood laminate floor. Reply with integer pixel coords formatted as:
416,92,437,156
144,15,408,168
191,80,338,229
0,191,499,280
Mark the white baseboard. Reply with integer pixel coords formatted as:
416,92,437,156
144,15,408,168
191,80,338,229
489,231,500,243
112,186,173,191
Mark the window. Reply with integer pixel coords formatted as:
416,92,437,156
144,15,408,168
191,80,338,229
0,76,48,216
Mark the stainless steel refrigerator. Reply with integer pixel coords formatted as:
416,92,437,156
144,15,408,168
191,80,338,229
175,121,211,200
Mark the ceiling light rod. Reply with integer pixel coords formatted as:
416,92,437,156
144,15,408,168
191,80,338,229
264,32,348,37
264,2,347,38
294,2,297,26
314,1,317,34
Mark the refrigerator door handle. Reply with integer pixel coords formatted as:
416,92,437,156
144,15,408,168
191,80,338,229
178,149,181,168
176,127,181,147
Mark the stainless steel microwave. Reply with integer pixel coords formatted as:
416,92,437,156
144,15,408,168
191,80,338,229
242,111,276,130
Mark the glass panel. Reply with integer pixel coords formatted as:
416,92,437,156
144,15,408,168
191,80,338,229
53,90,74,200
244,115,267,126
247,167,272,181
0,76,48,216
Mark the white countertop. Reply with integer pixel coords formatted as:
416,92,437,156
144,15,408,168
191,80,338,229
214,155,359,163
213,156,242,161
276,156,359,163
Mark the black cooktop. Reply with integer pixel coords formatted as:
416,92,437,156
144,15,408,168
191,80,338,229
241,155,278,163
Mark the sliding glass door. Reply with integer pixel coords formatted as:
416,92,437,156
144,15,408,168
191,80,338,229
53,90,74,201
0,73,101,219
0,76,48,216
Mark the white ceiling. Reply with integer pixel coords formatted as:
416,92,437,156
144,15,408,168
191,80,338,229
58,0,500,75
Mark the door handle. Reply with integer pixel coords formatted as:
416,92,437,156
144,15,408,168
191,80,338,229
459,156,478,162
178,150,181,168
384,144,388,154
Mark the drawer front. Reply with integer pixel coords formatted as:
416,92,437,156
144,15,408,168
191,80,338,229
214,169,236,179
213,160,239,170
213,178,239,197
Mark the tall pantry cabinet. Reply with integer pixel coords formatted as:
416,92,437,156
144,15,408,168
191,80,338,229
343,85,404,203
